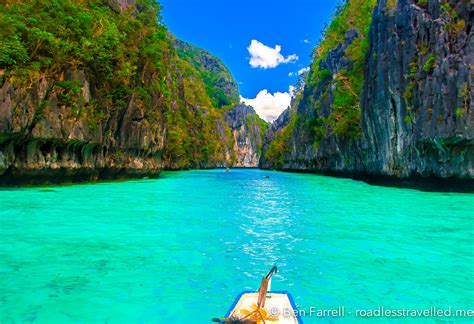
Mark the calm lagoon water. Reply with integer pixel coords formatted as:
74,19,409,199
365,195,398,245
0,169,473,323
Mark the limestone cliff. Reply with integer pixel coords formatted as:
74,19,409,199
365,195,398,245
361,0,473,179
171,40,267,168
0,69,166,185
0,0,266,184
261,0,473,188
173,39,240,108
224,104,266,167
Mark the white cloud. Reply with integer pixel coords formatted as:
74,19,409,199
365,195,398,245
303,39,311,44
288,71,295,77
298,67,310,75
247,40,298,69
289,85,295,96
241,87,293,122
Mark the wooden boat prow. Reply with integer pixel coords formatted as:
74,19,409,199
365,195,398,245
225,290,302,323
213,266,303,323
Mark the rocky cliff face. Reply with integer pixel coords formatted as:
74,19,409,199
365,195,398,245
159,40,267,170
0,69,167,185
224,104,266,167
0,0,172,185
174,39,240,108
262,0,473,188
171,40,267,168
0,0,265,185
259,108,291,169
260,29,365,173
360,0,473,179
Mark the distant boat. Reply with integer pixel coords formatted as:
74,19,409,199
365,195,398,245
213,266,302,323
226,167,230,172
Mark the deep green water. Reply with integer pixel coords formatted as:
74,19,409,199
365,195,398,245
0,169,473,323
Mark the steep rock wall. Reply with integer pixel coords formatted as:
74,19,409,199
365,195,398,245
360,0,473,179
0,68,166,185
260,30,365,173
0,0,266,185
174,39,240,108
224,104,266,167
261,0,473,188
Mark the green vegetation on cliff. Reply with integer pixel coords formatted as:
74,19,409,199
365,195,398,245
0,0,248,171
264,111,298,168
246,112,268,153
164,55,232,168
0,0,174,144
308,0,376,141
263,0,377,165
174,39,239,108
1,0,171,92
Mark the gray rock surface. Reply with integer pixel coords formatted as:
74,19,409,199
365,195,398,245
360,0,473,179
0,69,165,185
224,104,266,167
260,29,364,173
261,0,473,188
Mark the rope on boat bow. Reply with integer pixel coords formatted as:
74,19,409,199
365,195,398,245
212,266,279,323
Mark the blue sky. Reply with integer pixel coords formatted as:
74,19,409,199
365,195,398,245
160,0,340,121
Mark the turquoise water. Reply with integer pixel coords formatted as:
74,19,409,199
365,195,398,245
0,169,473,323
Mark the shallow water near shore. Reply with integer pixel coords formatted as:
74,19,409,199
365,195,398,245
0,169,473,323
